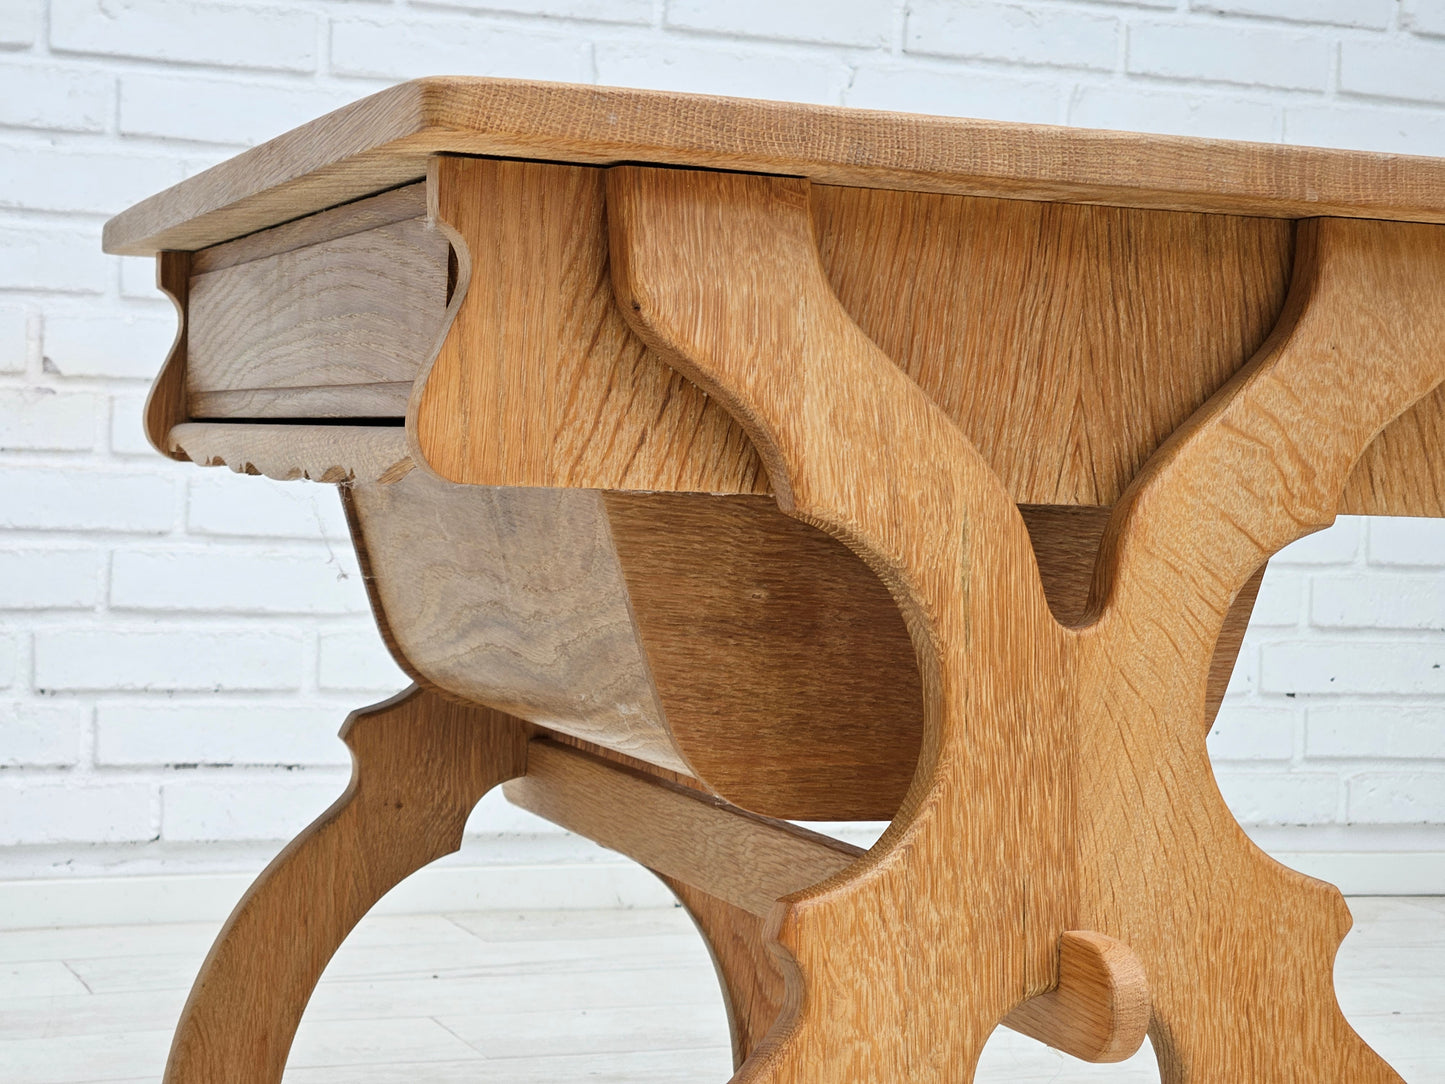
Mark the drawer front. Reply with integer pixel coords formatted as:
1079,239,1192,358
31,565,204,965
185,184,449,420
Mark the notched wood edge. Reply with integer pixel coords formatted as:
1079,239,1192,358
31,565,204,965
166,422,414,485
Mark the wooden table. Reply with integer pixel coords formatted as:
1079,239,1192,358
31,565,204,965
103,78,1445,1083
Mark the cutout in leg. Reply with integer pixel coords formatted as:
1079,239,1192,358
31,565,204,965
164,686,527,1084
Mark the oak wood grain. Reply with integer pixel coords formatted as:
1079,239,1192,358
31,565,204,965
187,216,448,406
510,737,1150,1065
1017,504,1262,726
413,155,765,494
1003,931,1151,1063
350,472,913,819
107,83,1445,1084
659,876,786,1071
504,740,859,919
348,471,1261,822
346,472,690,772
814,186,1294,506
603,491,920,821
611,164,1431,1081
168,149,1440,517
189,182,427,275
103,78,1445,257
164,687,527,1084
1341,381,1445,517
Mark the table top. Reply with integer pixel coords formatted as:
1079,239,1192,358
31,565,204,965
103,77,1445,256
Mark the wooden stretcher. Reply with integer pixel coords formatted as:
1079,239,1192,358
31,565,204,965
102,77,1445,1082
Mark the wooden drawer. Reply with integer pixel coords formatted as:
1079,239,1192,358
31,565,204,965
184,183,449,421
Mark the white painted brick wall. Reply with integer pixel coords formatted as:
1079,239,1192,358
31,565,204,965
1,0,1443,870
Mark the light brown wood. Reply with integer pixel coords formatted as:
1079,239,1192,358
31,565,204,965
660,876,786,1070
409,157,1443,514
348,469,923,816
504,739,858,919
510,736,1149,1065
165,686,527,1084
413,155,765,494
108,85,1445,1083
102,78,1445,257
602,491,919,820
814,188,1294,506
188,381,412,420
1003,931,1151,1063
1018,504,1262,725
186,215,448,414
611,164,1438,1080
188,182,427,275
149,149,1444,518
146,251,189,459
345,468,1266,821
1341,381,1445,517
346,473,689,772
166,422,412,484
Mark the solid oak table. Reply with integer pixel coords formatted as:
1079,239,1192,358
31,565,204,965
103,78,1445,1083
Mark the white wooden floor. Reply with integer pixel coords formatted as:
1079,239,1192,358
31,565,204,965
2,897,1440,1083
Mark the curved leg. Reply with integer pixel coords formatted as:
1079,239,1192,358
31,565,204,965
658,874,787,1070
611,169,1444,1081
164,686,527,1084
614,164,1086,1081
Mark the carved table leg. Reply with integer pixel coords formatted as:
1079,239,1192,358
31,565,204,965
164,686,527,1084
660,875,787,1070
611,167,1445,1081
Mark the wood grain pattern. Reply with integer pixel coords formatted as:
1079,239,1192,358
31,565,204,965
188,381,412,420
166,149,1439,516
660,876,786,1070
611,164,1437,1081
1074,214,1445,1081
1341,381,1445,517
346,472,689,772
165,687,527,1084
187,216,448,408
346,475,1259,821
511,737,1150,1065
614,165,1073,1080
102,77,1445,257
166,422,412,484
1017,504,1262,726
1003,931,1151,1063
413,155,765,494
504,740,859,919
189,182,426,275
109,84,1445,1084
146,251,190,459
604,491,920,821
814,187,1294,506
350,470,918,818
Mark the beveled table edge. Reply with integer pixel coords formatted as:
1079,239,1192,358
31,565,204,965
104,76,1445,256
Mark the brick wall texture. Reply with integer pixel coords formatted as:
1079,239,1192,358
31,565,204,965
1,0,1444,851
